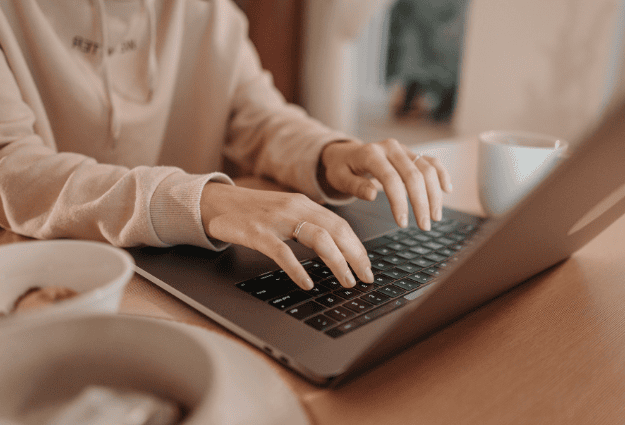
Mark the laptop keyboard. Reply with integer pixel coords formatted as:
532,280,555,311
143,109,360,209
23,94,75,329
236,217,480,338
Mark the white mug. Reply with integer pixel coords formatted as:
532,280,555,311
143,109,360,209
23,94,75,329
478,130,569,217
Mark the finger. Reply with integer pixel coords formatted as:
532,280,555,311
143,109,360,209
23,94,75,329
424,156,453,193
387,149,432,230
295,221,359,288
359,144,410,228
293,196,373,283
414,156,444,222
327,166,378,201
254,234,315,290
307,212,374,284
404,147,453,194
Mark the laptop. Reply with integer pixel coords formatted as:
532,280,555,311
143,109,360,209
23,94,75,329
128,93,625,386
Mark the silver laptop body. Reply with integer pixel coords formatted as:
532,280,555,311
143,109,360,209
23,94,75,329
129,94,625,386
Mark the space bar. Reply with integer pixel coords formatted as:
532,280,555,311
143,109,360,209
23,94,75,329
325,298,407,338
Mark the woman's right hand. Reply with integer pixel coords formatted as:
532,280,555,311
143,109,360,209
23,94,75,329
200,182,375,290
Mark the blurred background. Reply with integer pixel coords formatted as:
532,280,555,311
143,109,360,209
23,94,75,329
233,0,625,148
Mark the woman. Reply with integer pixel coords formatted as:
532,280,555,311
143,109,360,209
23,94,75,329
0,0,451,290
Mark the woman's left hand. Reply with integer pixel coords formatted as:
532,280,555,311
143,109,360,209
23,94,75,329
318,138,453,231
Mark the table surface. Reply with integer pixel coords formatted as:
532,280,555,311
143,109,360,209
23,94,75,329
3,138,625,424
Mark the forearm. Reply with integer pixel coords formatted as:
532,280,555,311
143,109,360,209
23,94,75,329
0,138,230,249
222,38,353,204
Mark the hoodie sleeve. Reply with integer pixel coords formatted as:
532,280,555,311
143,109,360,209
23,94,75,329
0,47,228,249
221,4,357,206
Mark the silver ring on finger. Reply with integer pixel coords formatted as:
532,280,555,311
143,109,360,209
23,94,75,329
413,153,423,163
292,221,308,243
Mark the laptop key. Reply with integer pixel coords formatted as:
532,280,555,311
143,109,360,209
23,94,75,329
382,268,410,280
410,257,436,268
378,284,406,298
311,266,334,280
423,241,444,250
398,237,419,247
393,279,423,291
236,279,256,292
251,282,298,301
325,318,366,338
334,288,359,300
396,262,423,274
363,298,407,320
353,281,375,293
372,274,395,286
302,260,324,273
317,277,341,290
305,314,337,331
407,272,434,285
382,254,406,265
409,246,432,255
306,285,330,297
424,253,447,263
437,248,455,258
434,218,458,228
325,306,356,322
396,250,420,260
269,290,312,310
343,298,374,313
316,294,343,308
371,260,395,271
434,224,457,233
287,300,326,320
361,291,391,305
447,232,466,242
437,257,460,268
421,267,441,277
310,272,330,284
413,234,431,242
325,298,407,338
436,237,455,246
238,271,292,292
367,252,381,261
387,242,407,251
373,246,394,256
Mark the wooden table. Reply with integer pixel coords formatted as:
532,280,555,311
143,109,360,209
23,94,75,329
3,138,625,424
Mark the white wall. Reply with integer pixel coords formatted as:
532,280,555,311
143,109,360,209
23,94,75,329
454,0,625,144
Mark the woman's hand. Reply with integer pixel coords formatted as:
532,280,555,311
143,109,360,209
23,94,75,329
318,138,453,230
200,183,375,290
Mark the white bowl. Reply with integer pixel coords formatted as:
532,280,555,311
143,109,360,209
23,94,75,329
0,315,310,425
0,240,135,325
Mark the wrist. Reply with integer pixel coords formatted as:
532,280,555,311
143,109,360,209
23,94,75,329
200,181,228,238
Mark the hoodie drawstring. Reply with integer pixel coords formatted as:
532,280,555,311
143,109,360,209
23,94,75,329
145,0,158,99
93,0,158,147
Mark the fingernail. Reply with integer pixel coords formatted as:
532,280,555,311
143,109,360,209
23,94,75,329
364,267,374,283
435,209,443,221
421,217,431,231
446,183,453,193
303,278,314,290
362,186,376,201
399,214,408,228
345,270,356,287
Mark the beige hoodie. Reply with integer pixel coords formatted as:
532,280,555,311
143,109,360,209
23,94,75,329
0,0,351,250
